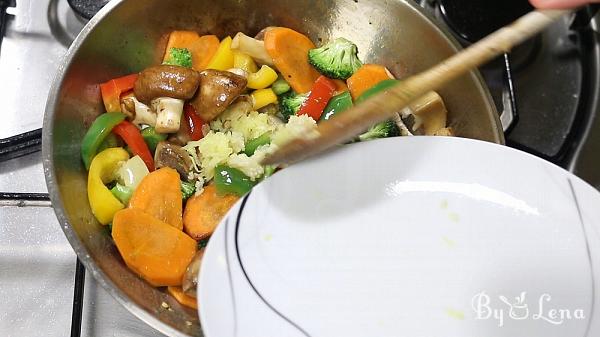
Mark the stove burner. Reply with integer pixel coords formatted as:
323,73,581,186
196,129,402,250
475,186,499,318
67,0,109,20
438,0,533,43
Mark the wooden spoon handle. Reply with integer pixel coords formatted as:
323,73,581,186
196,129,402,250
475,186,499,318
263,9,570,166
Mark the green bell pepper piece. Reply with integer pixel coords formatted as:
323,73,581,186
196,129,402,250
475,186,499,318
141,126,167,152
81,112,126,170
214,165,257,196
319,91,353,122
355,79,400,104
97,133,120,153
244,132,271,156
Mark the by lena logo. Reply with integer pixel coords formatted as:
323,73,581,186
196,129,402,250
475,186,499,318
471,291,585,327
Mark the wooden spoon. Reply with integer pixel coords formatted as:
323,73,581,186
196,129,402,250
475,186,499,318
262,9,570,166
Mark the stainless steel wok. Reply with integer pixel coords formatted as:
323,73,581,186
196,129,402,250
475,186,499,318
42,0,503,335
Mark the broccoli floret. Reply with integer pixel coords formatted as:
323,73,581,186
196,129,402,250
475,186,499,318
308,37,362,80
358,120,400,142
181,180,196,200
164,47,193,68
279,92,309,121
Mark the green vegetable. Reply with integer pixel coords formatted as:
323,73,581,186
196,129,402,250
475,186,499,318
358,120,400,141
263,165,277,179
271,76,291,95
141,127,167,152
214,165,257,196
81,112,126,170
97,133,121,153
244,132,271,156
308,37,362,80
181,181,196,201
279,92,309,121
104,222,113,236
319,91,353,121
198,237,210,249
354,79,401,141
163,47,193,68
110,183,133,204
355,79,399,104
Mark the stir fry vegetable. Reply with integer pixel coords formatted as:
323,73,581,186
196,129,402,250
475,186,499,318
308,37,362,80
81,112,126,170
87,147,130,224
320,91,353,121
83,25,455,310
164,47,193,68
297,76,336,120
100,74,138,114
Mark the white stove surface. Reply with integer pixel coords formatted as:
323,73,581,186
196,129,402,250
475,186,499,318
0,154,167,337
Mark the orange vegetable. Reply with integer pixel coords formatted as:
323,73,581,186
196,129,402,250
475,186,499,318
264,27,320,94
346,64,393,100
168,286,198,310
112,208,197,287
129,167,183,230
332,79,348,95
183,184,239,240
163,31,220,71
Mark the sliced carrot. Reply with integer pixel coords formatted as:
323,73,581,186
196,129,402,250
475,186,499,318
129,167,183,230
163,31,220,71
264,27,321,94
346,64,393,100
112,208,197,287
168,286,198,310
183,184,239,240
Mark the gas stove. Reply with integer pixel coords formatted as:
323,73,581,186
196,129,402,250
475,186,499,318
1,0,599,336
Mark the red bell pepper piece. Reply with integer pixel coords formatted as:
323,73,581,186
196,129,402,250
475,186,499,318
297,76,336,120
100,74,139,113
112,121,155,171
184,104,205,141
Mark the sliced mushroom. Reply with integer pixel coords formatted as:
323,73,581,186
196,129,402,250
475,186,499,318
133,65,201,105
231,32,274,66
154,141,193,181
152,97,184,133
120,93,157,127
401,91,448,135
182,249,204,298
167,112,192,146
190,69,247,122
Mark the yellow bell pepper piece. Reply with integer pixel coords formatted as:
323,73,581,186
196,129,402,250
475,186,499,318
88,147,130,225
206,36,234,71
251,88,278,110
233,51,258,73
247,65,278,90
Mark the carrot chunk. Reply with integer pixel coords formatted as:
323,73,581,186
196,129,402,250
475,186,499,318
129,167,183,230
183,185,239,240
112,208,197,287
163,31,220,71
264,27,321,94
346,64,393,100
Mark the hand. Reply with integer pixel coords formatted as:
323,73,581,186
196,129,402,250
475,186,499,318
530,0,600,8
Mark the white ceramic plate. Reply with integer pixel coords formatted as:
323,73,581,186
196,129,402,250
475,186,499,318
199,137,600,337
